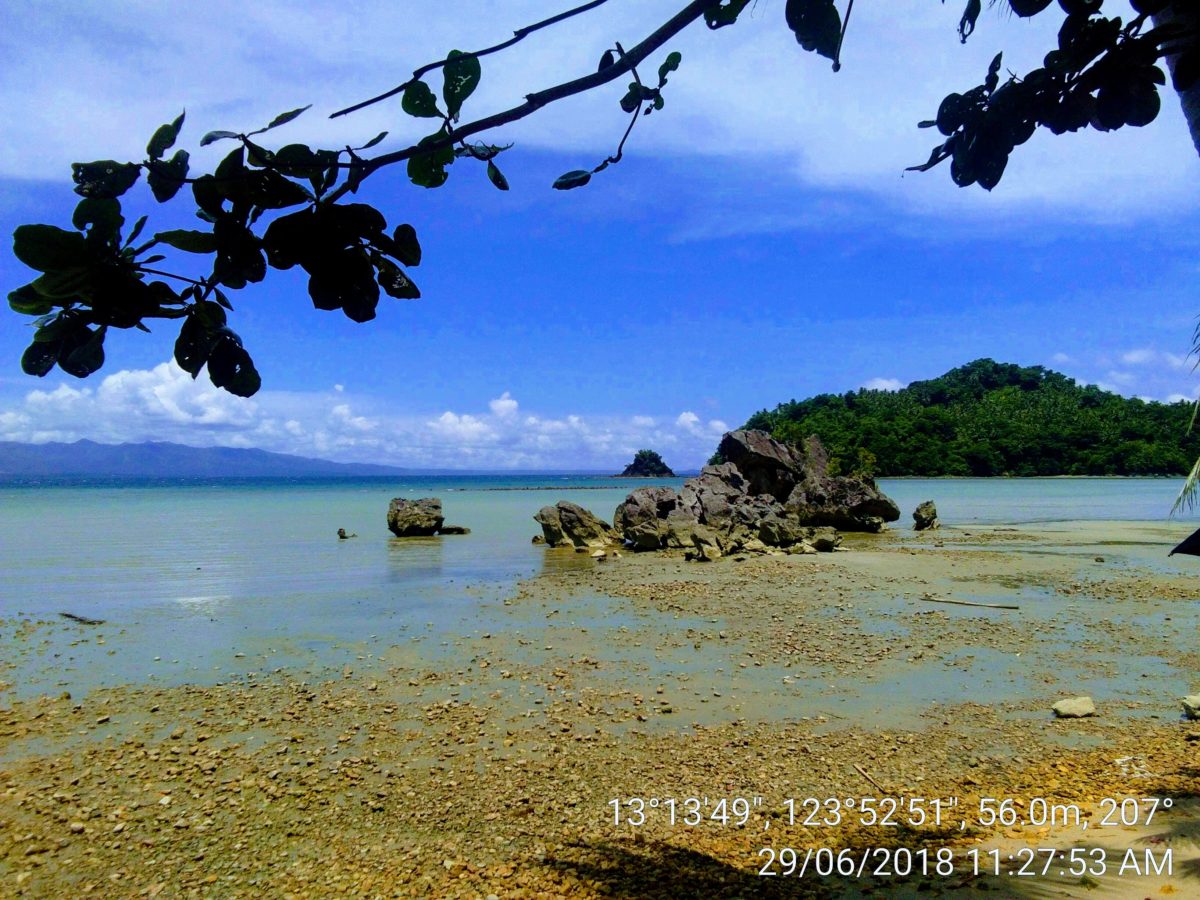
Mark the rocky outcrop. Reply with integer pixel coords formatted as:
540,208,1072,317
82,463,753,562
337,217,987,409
534,501,616,549
610,430,898,554
913,500,940,531
438,525,471,535
620,449,675,477
387,497,444,537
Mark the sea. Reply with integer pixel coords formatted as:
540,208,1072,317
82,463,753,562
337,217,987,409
1,475,1194,701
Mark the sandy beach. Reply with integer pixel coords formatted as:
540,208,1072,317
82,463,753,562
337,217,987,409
2,520,1198,897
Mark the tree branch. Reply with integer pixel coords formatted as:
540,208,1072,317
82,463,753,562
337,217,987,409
330,0,614,119
324,0,711,203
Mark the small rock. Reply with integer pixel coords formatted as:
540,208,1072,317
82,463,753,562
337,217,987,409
1052,696,1096,718
1182,695,1200,720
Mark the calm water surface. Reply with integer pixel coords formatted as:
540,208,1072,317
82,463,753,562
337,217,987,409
0,475,1191,699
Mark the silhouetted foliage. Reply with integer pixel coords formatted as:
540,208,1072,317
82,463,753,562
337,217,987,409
734,359,1200,477
6,2,1198,396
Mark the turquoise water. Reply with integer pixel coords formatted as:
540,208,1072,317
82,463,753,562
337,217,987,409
0,475,1192,699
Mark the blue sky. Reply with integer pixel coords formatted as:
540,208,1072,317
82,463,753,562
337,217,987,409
3,1,1200,469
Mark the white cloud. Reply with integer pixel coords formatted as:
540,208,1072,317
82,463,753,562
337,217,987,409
488,391,519,417
1051,352,1073,365
0,360,731,469
862,377,904,391
1120,348,1191,370
2,2,1195,222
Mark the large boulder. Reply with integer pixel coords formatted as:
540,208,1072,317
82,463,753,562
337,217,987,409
784,475,901,534
387,497,444,536
534,501,615,549
716,430,800,501
614,486,681,550
913,500,940,531
610,429,900,552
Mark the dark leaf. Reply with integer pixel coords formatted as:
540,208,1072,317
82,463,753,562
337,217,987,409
917,119,937,129
785,0,842,61
361,131,388,149
13,224,90,272
60,326,106,378
156,229,218,253
407,134,455,188
72,160,141,199
985,52,1004,92
148,149,190,203
72,198,124,246
34,312,85,343
213,287,234,311
1124,83,1161,127
9,284,55,316
442,50,482,120
260,105,311,132
375,257,421,299
250,170,313,209
402,81,441,118
959,0,982,43
906,137,955,173
658,51,682,86
619,85,642,113
192,175,226,217
487,160,510,191
199,130,240,147
704,0,751,28
391,224,421,267
1008,0,1052,17
244,140,275,168
22,340,59,376
207,332,260,396
125,215,149,248
553,170,592,190
31,268,92,299
174,314,213,377
212,219,266,288
147,110,185,160
273,143,322,175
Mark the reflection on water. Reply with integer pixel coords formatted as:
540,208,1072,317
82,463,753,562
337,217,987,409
385,536,445,580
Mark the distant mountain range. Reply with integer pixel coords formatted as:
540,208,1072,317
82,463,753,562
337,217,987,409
0,440,415,478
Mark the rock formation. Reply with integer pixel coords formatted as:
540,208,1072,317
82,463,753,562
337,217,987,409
387,498,444,537
611,430,899,555
619,449,675,477
534,501,616,549
913,500,940,531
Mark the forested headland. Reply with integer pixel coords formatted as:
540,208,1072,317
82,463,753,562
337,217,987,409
735,359,1200,477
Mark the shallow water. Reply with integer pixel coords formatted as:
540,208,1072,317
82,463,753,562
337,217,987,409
0,475,1194,702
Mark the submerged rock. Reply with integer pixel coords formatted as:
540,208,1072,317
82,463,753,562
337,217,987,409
534,501,615,549
1052,696,1097,719
387,498,443,537
913,500,940,531
438,525,471,535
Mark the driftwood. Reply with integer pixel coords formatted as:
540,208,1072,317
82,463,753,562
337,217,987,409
853,763,889,793
59,612,105,625
918,594,1019,611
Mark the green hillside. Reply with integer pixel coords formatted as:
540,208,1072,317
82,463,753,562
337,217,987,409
736,359,1200,477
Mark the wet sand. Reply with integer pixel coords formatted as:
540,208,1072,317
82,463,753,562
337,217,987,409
2,521,1198,897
